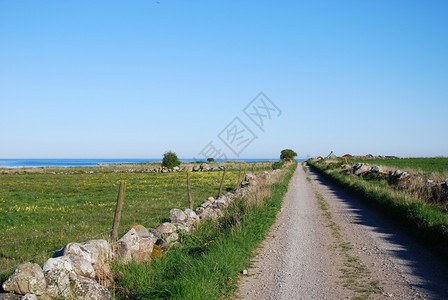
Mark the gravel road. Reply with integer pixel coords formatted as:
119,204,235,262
237,164,448,299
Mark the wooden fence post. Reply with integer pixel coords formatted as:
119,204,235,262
187,170,193,210
110,181,126,243
218,169,227,198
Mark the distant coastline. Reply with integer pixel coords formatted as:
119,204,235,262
0,158,293,169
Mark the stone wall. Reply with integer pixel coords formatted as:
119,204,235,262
340,163,448,202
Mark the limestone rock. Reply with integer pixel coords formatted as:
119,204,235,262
148,228,162,240
156,222,176,236
200,163,210,171
42,256,76,298
184,209,200,227
20,295,36,300
117,228,140,252
172,223,191,232
127,225,150,238
370,166,383,174
165,232,179,243
169,209,187,224
57,239,110,268
111,241,132,262
67,255,95,279
83,240,112,265
0,294,21,300
2,262,46,296
73,276,111,300
353,163,370,175
131,238,153,263
198,207,219,220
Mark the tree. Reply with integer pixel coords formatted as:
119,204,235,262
280,149,297,161
162,151,181,169
207,157,215,162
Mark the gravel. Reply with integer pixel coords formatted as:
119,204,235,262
237,166,341,299
238,165,448,299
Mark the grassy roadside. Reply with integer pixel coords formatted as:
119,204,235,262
112,162,297,299
307,159,448,257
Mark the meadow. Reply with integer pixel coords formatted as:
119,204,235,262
0,162,272,282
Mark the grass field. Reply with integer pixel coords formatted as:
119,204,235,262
0,162,272,282
346,157,448,179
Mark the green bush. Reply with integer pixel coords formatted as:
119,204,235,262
207,158,215,162
280,149,297,161
272,161,284,170
162,151,181,169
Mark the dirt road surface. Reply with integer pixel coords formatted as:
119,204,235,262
237,164,448,299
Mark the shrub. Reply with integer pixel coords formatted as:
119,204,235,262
272,161,285,170
280,149,297,161
207,158,215,162
162,151,181,169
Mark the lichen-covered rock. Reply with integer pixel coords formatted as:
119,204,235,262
172,223,191,232
2,262,46,296
131,238,153,263
369,166,383,175
353,163,370,175
57,242,92,263
42,256,76,298
169,209,187,223
156,222,176,236
198,207,219,220
73,276,111,300
151,244,164,259
117,228,140,252
184,209,200,227
165,232,179,243
57,239,111,269
0,294,21,300
127,224,146,235
111,241,132,263
148,228,162,240
67,255,95,279
83,240,112,265
20,294,36,300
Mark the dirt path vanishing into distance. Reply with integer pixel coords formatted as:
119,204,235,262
237,164,448,300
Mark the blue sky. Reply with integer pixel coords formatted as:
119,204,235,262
1,1,447,159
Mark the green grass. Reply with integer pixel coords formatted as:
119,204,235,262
0,162,273,282
308,159,448,257
347,157,448,177
112,162,297,300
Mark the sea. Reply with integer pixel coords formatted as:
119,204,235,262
0,158,288,168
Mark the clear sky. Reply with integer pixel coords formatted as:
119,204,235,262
1,1,447,159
